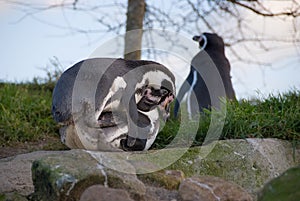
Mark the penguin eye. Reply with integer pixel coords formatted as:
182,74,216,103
160,88,169,96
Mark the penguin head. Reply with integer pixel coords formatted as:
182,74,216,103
193,33,225,51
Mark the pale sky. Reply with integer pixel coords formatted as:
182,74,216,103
0,0,299,99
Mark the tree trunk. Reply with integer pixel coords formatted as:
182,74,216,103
124,0,146,60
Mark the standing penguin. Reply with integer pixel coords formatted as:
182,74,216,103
174,33,235,118
52,58,175,151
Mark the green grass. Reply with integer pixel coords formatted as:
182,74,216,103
154,90,300,148
222,92,300,140
0,82,58,146
0,80,299,149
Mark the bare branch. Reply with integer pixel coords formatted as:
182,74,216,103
186,0,216,32
4,0,299,67
227,0,300,17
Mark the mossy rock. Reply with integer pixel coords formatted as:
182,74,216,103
30,150,145,201
168,138,300,195
138,170,185,190
27,139,299,200
0,193,28,201
258,165,300,201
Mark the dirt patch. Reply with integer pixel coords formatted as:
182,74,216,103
0,136,68,159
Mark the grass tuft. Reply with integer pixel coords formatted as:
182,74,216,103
154,90,300,149
0,83,59,146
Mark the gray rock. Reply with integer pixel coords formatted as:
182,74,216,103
79,185,134,201
0,151,62,195
1,138,298,201
145,186,178,201
258,165,300,201
169,138,300,196
178,176,253,201
30,149,145,201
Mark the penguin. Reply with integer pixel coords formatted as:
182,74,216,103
174,33,236,119
52,58,175,151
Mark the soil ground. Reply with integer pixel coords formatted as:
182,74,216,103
0,136,68,159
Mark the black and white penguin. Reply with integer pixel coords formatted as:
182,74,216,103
174,33,235,119
52,58,175,151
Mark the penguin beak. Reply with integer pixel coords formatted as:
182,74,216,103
192,35,202,42
193,34,207,49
